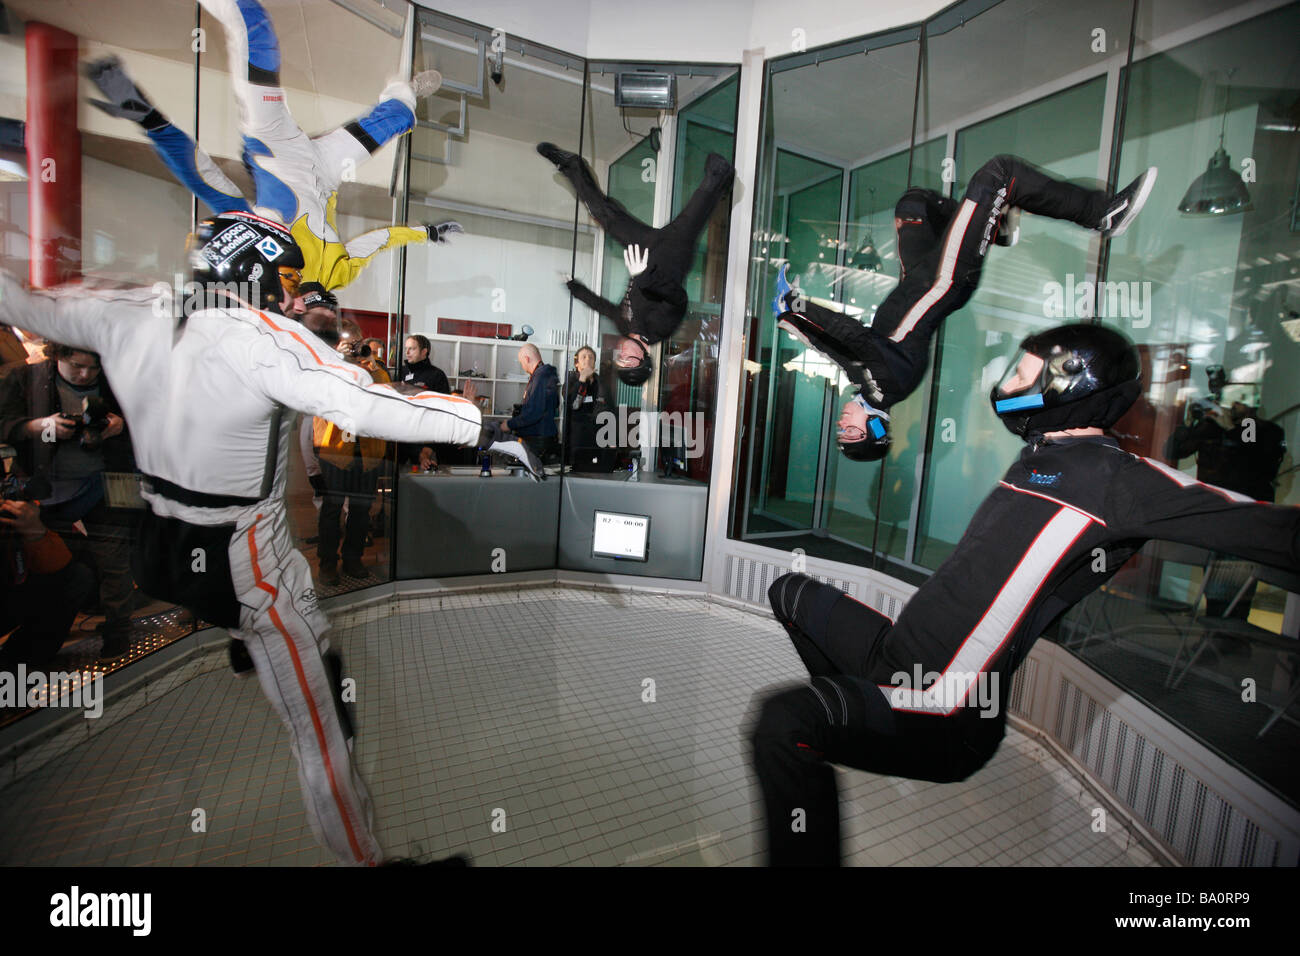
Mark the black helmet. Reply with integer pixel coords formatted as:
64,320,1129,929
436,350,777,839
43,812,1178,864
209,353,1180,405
188,211,304,313
616,358,653,387
615,332,654,387
991,323,1141,439
838,392,892,462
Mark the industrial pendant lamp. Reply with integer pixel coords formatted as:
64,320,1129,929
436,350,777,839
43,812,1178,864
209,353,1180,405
854,186,883,272
1179,72,1252,217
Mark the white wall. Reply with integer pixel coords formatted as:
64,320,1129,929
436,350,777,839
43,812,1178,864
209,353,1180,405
82,156,192,280
77,42,402,193
415,0,947,61
0,34,25,121
418,128,590,222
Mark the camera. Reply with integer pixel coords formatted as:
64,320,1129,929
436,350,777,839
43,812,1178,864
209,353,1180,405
0,446,51,502
339,338,372,363
77,395,112,452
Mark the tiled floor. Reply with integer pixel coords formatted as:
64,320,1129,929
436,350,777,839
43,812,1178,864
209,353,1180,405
0,588,1159,866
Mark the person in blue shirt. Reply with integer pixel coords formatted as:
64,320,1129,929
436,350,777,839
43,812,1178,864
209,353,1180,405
502,344,560,464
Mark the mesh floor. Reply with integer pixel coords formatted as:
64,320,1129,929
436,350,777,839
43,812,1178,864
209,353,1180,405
0,588,1159,866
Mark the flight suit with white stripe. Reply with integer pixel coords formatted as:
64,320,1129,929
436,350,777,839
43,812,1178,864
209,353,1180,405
751,436,1300,865
786,156,1113,406
0,273,483,865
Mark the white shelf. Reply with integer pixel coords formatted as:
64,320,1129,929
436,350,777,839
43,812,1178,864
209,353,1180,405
419,333,567,426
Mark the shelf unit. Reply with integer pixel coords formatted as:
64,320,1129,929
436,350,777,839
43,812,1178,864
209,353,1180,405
421,333,569,420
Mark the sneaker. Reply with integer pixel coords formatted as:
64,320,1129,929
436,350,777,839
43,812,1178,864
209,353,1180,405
410,69,442,99
342,558,372,580
228,638,255,676
704,152,735,183
771,262,796,320
319,563,340,586
1099,167,1158,238
537,141,579,169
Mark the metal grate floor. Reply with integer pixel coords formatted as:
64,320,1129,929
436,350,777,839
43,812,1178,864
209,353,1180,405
0,588,1159,866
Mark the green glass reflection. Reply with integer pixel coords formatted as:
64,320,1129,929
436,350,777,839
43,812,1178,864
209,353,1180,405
752,150,844,530
660,75,740,484
824,138,945,559
915,76,1107,569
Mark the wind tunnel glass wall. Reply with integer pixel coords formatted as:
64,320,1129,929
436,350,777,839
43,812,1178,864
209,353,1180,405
730,0,1300,805
396,10,586,579
0,0,409,711
553,64,738,581
735,30,925,568
1056,0,1300,806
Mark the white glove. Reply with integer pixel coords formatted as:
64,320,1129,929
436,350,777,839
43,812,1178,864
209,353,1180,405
488,437,545,482
623,244,649,277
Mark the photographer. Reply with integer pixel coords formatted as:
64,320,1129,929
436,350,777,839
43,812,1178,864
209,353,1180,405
565,345,603,472
1165,370,1286,639
0,469,96,673
313,316,389,584
0,344,137,657
1166,371,1285,503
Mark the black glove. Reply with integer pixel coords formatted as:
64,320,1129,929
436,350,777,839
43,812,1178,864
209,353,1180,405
425,221,464,243
85,56,167,130
308,474,327,496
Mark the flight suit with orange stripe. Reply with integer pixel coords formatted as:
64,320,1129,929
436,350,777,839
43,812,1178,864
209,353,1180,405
0,273,483,865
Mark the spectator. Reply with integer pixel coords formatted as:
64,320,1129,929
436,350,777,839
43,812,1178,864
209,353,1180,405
0,343,137,657
565,345,603,472
399,334,453,468
399,334,450,392
502,343,559,463
1165,383,1287,648
0,488,97,672
363,337,389,373
313,318,389,583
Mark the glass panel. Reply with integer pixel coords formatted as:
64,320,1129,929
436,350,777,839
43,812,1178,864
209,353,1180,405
396,10,584,578
1059,0,1300,803
827,136,945,560
0,0,206,709
0,0,410,707
658,76,739,485
268,5,406,597
732,31,923,566
555,63,738,579
910,0,1130,570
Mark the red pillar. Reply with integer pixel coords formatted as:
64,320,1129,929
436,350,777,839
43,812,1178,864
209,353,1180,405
25,21,82,289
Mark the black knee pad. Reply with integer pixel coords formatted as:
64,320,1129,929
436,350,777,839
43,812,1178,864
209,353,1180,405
768,573,804,621
750,684,816,754
769,574,844,638
965,154,1019,205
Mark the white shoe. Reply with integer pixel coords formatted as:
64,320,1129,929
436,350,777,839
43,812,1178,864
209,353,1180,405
1100,167,1158,238
411,69,443,98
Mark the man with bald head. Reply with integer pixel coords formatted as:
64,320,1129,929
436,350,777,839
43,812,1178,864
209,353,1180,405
501,343,559,464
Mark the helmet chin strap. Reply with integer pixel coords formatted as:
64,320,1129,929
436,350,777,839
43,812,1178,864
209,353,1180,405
852,392,890,421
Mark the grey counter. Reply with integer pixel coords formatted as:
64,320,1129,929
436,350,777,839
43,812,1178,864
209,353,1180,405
395,472,560,577
395,468,708,581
